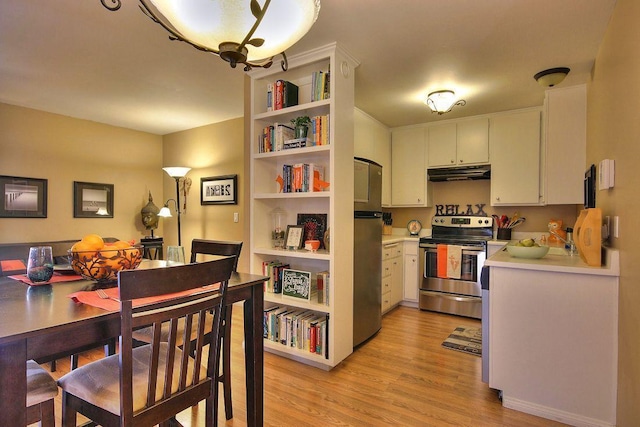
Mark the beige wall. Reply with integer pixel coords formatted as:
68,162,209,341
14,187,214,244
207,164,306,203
0,103,163,244
387,180,579,235
161,117,246,269
588,0,640,423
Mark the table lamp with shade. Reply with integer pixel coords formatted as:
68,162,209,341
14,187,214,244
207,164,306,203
158,167,191,247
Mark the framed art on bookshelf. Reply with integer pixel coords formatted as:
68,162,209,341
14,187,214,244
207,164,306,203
284,225,304,250
297,213,328,249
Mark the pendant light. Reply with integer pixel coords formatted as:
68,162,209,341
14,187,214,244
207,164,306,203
99,0,321,71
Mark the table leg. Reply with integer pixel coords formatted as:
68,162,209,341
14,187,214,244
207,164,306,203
0,339,27,426
243,283,264,427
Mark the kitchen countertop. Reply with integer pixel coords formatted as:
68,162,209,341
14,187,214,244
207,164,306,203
485,245,619,277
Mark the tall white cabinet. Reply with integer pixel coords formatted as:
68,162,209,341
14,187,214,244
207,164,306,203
249,43,359,369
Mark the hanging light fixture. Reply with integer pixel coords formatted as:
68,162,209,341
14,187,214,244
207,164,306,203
424,90,466,115
534,67,570,87
99,0,321,71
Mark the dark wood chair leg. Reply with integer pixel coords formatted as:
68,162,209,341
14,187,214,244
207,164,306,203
221,306,233,420
50,359,56,372
40,399,55,427
70,354,79,370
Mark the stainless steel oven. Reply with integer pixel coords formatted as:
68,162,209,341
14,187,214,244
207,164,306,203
419,216,493,319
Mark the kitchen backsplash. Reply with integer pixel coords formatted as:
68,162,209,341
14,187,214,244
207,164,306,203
385,180,580,234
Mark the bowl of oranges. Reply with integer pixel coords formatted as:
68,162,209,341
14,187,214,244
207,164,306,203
68,234,143,282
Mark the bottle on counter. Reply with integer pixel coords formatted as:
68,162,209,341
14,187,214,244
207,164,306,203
565,227,577,255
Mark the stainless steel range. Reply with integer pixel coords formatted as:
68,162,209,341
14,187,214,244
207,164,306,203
419,215,493,319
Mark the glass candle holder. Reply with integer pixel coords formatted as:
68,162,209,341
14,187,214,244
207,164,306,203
271,207,286,248
27,246,54,283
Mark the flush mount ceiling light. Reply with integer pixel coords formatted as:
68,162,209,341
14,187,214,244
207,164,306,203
534,67,570,87
424,90,466,115
99,0,321,71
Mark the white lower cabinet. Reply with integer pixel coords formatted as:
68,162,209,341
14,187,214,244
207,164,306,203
403,240,419,303
382,242,403,314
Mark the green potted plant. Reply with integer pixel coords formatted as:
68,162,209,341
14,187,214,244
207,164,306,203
291,115,311,139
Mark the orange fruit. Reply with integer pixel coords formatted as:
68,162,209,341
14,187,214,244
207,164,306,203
81,234,104,251
71,240,96,261
113,240,132,249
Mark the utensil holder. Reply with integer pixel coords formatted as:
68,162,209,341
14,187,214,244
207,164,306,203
497,228,512,240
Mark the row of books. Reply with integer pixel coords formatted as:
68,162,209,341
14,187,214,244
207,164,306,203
311,69,330,102
263,260,291,293
257,114,330,153
263,306,329,358
266,80,299,111
258,123,294,153
265,70,330,112
279,163,326,193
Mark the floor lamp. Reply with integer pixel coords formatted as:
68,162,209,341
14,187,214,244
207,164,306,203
158,167,191,247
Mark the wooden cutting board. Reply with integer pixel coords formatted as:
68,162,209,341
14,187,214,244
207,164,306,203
574,208,602,266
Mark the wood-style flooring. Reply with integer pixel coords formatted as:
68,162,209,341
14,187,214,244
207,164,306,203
39,305,567,426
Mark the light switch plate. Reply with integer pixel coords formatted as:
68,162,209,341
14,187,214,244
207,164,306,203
599,159,615,190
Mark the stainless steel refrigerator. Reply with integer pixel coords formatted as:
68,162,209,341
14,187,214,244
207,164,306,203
353,157,383,347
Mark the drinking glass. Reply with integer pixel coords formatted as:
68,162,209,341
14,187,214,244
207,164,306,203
27,246,54,283
166,246,185,264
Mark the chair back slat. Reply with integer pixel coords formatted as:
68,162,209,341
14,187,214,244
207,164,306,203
190,239,243,271
116,257,234,425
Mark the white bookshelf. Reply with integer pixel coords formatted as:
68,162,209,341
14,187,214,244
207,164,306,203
249,43,359,369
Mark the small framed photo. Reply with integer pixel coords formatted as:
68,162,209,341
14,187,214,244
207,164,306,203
0,175,47,218
73,181,114,218
201,174,237,205
284,225,304,250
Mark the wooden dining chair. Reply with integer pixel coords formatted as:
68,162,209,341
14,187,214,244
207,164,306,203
188,239,242,421
26,359,58,427
57,257,235,427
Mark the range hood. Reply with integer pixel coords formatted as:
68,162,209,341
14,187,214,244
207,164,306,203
428,165,491,182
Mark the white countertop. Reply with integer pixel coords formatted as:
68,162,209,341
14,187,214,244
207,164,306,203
485,246,619,277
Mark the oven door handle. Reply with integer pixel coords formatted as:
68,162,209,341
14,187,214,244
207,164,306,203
424,292,480,303
421,244,485,252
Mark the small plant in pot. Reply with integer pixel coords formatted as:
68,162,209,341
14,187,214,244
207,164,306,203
291,116,311,139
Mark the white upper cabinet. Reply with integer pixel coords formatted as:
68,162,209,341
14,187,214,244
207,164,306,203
542,84,587,205
354,108,391,206
427,118,489,167
490,109,542,206
391,127,432,207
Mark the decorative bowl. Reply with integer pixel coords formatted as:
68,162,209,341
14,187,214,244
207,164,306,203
304,239,321,251
68,245,143,282
505,244,550,259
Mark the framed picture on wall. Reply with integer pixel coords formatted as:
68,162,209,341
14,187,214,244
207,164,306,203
201,174,237,205
0,175,48,218
73,181,114,218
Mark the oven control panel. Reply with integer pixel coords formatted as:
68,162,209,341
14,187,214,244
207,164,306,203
431,216,493,228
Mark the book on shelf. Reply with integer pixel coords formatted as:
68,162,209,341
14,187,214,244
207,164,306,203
263,306,329,357
262,260,289,293
282,137,307,150
266,82,274,111
316,271,330,305
274,80,298,110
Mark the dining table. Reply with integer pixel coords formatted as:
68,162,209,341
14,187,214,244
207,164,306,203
0,260,267,426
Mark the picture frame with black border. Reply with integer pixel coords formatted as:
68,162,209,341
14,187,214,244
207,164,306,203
297,213,328,249
201,174,237,205
284,225,304,250
73,181,114,218
0,175,47,218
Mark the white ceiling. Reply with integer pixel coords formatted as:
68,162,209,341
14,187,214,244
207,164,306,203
0,0,616,135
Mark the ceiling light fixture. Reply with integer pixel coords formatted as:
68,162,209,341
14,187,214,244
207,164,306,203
534,67,570,87
99,0,321,71
424,90,466,115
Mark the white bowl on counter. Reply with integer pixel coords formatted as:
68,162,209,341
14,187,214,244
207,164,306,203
505,244,550,259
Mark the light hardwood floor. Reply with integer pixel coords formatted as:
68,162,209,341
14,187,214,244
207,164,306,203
41,305,566,426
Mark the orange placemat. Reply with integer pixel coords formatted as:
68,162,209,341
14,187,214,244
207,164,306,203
68,283,221,312
9,272,84,286
0,259,27,275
